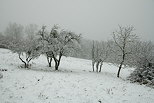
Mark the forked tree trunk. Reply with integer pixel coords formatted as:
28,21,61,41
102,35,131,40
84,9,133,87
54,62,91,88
25,63,29,68
19,58,29,68
53,53,62,71
18,53,33,68
54,59,61,70
26,56,32,68
19,54,28,68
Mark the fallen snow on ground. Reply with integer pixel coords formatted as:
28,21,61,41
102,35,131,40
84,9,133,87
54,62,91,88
0,48,154,103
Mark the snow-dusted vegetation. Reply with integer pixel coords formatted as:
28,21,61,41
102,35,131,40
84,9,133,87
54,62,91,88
1,0,154,102
0,49,154,103
0,23,154,103
128,66,154,88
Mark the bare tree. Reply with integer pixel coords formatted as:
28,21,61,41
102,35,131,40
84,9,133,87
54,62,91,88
92,41,112,72
92,41,101,72
112,26,137,77
98,41,112,72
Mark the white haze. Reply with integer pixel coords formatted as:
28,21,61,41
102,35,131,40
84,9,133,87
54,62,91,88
0,0,154,41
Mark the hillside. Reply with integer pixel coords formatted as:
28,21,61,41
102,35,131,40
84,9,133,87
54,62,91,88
0,49,154,103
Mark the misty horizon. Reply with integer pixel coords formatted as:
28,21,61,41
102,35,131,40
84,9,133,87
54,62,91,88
0,0,154,42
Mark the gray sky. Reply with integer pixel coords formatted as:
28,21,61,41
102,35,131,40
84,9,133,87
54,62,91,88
0,0,154,41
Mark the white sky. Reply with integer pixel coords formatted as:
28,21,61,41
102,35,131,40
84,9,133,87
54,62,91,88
0,0,154,41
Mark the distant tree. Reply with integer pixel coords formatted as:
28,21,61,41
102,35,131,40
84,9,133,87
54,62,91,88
4,23,24,41
25,24,38,40
130,41,154,68
80,39,93,59
98,41,112,72
112,26,137,77
3,23,24,50
92,40,112,72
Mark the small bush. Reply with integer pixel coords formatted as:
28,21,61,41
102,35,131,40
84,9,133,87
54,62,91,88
128,66,154,88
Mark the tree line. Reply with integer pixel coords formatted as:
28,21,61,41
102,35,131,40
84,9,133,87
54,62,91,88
0,23,154,78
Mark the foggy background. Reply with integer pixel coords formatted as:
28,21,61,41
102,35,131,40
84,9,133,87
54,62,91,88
0,0,154,41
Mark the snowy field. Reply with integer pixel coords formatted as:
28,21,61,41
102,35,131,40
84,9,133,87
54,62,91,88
0,48,154,103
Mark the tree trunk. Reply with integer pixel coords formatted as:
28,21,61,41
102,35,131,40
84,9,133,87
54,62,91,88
19,54,28,68
26,57,32,69
92,60,95,72
24,63,27,68
26,60,29,68
99,61,103,72
117,51,125,78
49,62,51,67
25,63,29,68
96,61,100,72
92,41,95,72
117,63,122,78
56,54,62,70
53,53,62,71
55,62,59,70
117,57,125,77
53,57,58,70
57,55,62,67
47,57,52,67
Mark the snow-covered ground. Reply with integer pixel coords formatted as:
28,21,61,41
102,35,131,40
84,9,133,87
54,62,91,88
0,48,154,103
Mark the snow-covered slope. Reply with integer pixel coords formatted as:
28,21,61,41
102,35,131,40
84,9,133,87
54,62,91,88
0,48,154,103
